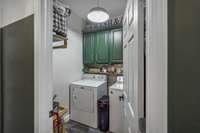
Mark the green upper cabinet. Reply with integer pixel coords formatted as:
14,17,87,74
110,29,123,64
83,28,123,65
96,31,110,64
83,33,96,64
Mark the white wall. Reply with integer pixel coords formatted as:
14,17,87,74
34,0,54,133
53,28,83,107
0,1,53,133
1,0,33,27
68,11,83,32
0,0,2,27
53,9,83,107
146,0,168,133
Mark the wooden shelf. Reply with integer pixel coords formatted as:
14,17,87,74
53,34,68,49
84,71,123,76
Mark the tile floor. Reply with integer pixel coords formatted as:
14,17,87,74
65,120,111,133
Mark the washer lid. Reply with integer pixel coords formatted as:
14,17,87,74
110,82,123,91
71,79,106,87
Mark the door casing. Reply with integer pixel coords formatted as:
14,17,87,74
146,0,168,133
34,0,53,133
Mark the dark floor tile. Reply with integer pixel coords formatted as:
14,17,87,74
65,120,109,133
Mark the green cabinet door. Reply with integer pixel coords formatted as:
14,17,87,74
83,33,96,64
83,28,122,65
110,29,123,64
96,31,110,64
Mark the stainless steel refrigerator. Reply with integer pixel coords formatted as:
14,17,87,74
0,15,34,133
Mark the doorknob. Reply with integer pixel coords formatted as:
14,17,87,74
73,95,77,100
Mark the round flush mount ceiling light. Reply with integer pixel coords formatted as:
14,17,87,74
87,0,109,23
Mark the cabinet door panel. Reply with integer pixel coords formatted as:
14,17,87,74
123,45,129,99
96,31,110,64
83,33,96,64
111,29,123,64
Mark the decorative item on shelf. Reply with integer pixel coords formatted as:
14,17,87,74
83,16,123,32
116,67,122,74
101,67,107,73
83,64,123,76
89,68,101,73
53,0,71,49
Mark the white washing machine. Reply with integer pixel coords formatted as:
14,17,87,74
70,74,107,128
109,76,124,133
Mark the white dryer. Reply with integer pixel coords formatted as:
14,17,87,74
70,74,107,128
109,76,124,133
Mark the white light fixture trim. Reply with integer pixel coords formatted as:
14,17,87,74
87,0,109,23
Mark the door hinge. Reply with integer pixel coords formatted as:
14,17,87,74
139,117,146,132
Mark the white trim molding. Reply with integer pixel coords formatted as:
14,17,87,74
34,0,53,133
146,0,168,133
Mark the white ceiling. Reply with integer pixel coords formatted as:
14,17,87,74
63,0,127,19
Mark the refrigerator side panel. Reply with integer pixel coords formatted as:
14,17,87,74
2,15,34,133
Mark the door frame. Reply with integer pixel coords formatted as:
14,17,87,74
34,0,53,133
33,0,168,132
146,0,168,133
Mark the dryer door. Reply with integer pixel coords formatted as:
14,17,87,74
72,86,94,113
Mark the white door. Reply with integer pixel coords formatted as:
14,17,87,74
123,0,145,132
